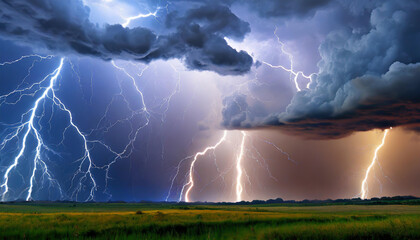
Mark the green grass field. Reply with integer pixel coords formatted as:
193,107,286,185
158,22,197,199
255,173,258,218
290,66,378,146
0,202,419,239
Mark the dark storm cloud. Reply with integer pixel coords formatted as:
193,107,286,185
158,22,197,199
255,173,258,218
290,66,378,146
0,0,252,75
146,4,252,75
222,0,420,138
238,0,332,18
167,0,332,19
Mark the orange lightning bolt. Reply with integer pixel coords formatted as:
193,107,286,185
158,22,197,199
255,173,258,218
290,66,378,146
361,128,391,199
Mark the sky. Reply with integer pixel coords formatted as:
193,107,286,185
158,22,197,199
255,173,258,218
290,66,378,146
0,0,419,202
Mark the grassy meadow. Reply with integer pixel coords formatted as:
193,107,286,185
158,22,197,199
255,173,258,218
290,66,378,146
0,202,419,239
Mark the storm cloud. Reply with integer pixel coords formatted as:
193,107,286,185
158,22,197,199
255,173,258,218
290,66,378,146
0,0,252,75
239,0,333,18
171,0,333,18
2,0,420,138
222,0,420,138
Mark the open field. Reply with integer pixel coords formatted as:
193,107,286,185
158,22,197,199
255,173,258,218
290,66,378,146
1,202,420,239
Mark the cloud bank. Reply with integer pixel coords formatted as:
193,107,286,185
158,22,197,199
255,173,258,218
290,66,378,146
0,0,252,75
2,0,420,139
238,0,332,18
222,0,420,138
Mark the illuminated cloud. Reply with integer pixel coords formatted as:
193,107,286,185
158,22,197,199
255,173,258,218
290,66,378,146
0,0,252,75
222,0,420,138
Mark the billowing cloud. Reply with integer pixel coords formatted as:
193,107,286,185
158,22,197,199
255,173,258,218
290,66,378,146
222,0,420,138
0,0,252,75
238,0,333,18
171,0,333,19
148,4,252,75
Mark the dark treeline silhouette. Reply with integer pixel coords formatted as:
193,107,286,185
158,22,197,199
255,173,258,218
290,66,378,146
174,196,420,206
1,196,419,206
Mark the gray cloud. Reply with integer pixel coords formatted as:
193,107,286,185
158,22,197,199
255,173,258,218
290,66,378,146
0,0,252,75
238,0,333,18
172,0,333,19
148,4,252,75
222,0,420,138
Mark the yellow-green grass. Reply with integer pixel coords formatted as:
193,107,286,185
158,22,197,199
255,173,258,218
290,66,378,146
0,203,419,239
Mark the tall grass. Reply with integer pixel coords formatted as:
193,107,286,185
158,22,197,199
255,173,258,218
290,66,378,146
0,204,419,239
262,216,420,239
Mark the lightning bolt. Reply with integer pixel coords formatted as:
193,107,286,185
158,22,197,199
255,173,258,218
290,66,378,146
180,130,228,203
0,54,53,66
234,132,297,202
85,60,153,198
159,63,181,123
246,137,297,186
0,56,104,201
166,129,296,202
262,27,316,92
0,57,66,201
360,128,391,200
121,5,167,28
0,53,180,201
111,61,149,115
58,94,97,201
258,138,297,164
67,59,179,201
0,56,140,202
235,131,246,202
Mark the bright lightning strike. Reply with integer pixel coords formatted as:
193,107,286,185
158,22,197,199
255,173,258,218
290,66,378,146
122,5,166,28
0,58,65,201
0,52,181,201
167,130,295,202
181,130,228,203
360,128,391,200
235,131,246,202
262,27,316,92
1,56,106,202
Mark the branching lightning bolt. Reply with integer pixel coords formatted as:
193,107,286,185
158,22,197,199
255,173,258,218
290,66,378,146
179,130,228,203
246,137,297,185
0,58,67,201
159,63,181,123
68,59,179,201
166,129,296,202
122,5,167,28
111,61,149,115
0,54,184,202
0,54,53,67
0,56,104,201
262,27,316,92
360,128,391,200
0,55,153,202
85,60,153,198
